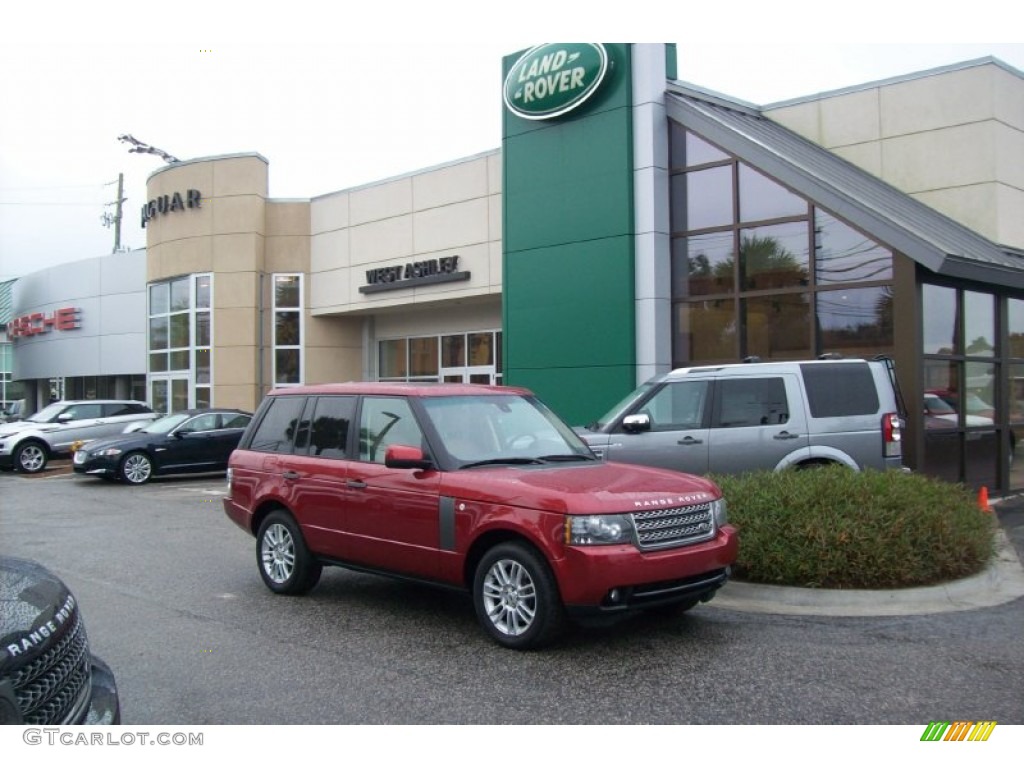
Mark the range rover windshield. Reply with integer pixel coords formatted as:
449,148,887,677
421,394,595,469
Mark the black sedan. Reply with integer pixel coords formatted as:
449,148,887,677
73,408,252,484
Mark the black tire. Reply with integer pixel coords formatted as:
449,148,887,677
796,460,837,471
472,541,566,650
256,510,322,595
119,451,154,485
14,441,48,474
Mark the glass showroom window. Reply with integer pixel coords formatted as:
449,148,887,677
148,273,213,412
668,122,893,365
1007,299,1024,489
378,331,502,384
0,343,14,407
273,274,303,386
194,274,212,407
921,284,1001,490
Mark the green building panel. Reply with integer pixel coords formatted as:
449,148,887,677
502,112,633,253
504,236,635,367
513,364,636,431
502,44,638,425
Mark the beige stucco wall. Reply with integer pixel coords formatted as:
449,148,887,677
145,154,356,410
147,155,269,409
145,151,504,411
766,60,1024,250
309,150,503,315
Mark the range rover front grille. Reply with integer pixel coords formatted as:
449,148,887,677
11,610,91,724
632,502,715,550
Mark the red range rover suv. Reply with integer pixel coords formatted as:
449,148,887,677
223,383,738,649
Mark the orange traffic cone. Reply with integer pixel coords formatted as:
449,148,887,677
978,486,992,513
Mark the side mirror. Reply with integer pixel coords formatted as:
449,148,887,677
57,412,74,423
622,413,652,434
384,444,433,470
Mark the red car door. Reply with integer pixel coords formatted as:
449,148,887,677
345,396,442,579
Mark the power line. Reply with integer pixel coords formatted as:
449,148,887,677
0,201,106,206
0,183,109,192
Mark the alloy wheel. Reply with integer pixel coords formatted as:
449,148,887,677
261,523,296,585
122,453,153,484
481,558,538,637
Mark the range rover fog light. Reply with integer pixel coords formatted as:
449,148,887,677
608,589,622,604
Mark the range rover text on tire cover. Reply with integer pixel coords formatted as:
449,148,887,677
223,383,738,650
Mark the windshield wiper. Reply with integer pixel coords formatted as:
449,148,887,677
537,454,597,462
459,457,545,469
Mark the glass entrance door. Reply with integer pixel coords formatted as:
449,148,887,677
440,366,496,384
150,375,189,414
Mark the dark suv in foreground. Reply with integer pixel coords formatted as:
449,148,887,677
0,556,120,724
224,383,738,650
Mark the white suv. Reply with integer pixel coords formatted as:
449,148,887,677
0,400,158,474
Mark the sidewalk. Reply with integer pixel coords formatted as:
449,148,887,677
712,495,1024,617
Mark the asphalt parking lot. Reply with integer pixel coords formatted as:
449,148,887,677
2,465,1023,725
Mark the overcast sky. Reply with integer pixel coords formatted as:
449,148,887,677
2,4,1022,281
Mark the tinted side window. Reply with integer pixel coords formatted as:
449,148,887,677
308,396,356,459
801,363,880,417
714,378,789,428
184,413,220,432
358,397,424,464
222,413,252,429
63,404,103,420
635,381,708,431
247,397,306,453
105,403,150,416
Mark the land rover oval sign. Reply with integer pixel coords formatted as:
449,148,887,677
504,43,609,121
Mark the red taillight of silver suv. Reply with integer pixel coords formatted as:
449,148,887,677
882,412,902,458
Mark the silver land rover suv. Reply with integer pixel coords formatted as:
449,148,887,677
577,357,907,475
0,400,158,474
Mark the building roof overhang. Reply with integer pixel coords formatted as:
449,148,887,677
665,82,1024,289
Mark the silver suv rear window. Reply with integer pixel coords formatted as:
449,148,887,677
800,362,880,417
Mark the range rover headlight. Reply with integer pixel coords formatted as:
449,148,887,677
566,514,635,546
710,497,728,528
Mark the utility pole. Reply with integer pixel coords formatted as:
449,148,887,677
101,173,126,253
111,135,179,254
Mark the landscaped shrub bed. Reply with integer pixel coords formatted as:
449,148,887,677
711,467,997,589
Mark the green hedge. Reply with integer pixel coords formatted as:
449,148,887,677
710,467,997,589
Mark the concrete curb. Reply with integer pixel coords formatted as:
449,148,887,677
710,528,1024,616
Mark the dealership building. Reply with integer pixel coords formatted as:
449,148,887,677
7,44,1024,491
